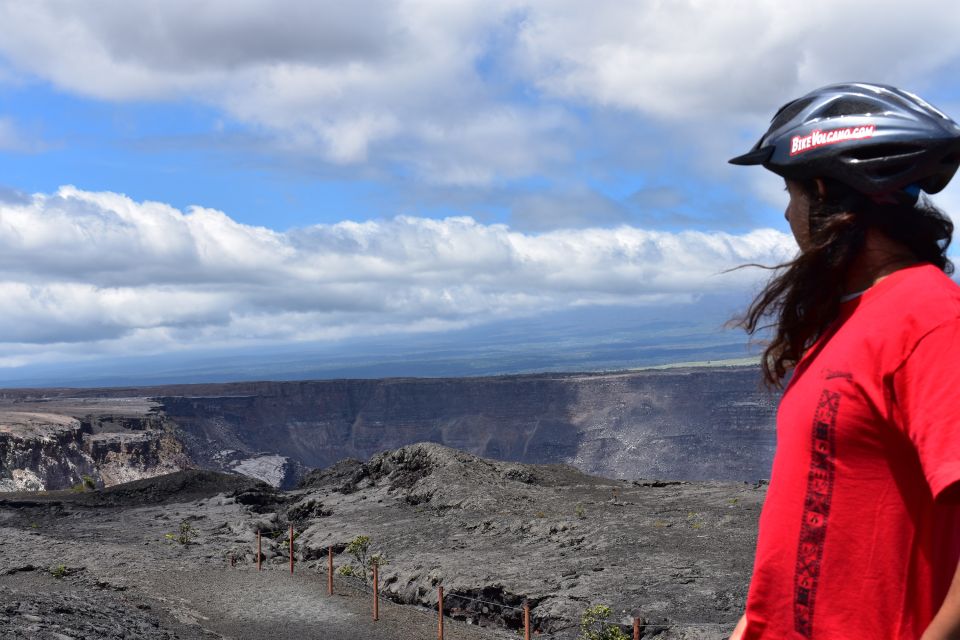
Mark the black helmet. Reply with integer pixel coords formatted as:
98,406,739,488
730,82,960,202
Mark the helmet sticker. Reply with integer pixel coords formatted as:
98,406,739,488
790,125,876,156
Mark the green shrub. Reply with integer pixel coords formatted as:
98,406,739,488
165,520,195,545
346,534,370,563
70,475,97,493
339,535,389,582
578,604,630,640
49,564,68,579
177,521,194,545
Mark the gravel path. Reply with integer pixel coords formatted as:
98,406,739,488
0,507,511,640
143,566,506,640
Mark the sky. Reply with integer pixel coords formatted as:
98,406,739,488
2,0,960,386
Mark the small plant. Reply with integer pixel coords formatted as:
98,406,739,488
578,604,630,640
575,503,586,519
346,535,370,568
535,511,546,518
178,520,194,545
272,528,296,542
70,475,97,493
165,520,195,545
339,535,389,582
49,564,68,579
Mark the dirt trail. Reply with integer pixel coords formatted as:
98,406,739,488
0,504,512,640
142,566,507,640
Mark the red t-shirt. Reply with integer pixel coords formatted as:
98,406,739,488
744,264,960,639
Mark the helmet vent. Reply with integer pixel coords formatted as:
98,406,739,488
846,143,924,161
867,161,913,179
769,97,815,130
815,98,878,119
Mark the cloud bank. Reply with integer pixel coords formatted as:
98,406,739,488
0,186,793,359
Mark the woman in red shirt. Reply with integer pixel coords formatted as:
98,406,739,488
728,83,960,639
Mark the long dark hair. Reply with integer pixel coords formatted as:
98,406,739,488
738,179,954,387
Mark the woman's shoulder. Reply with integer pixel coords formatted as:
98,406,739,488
866,263,960,350
895,263,960,309
871,263,960,307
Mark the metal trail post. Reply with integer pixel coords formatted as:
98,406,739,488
328,546,334,595
256,530,261,572
524,602,531,640
289,525,294,574
373,563,379,621
438,586,444,640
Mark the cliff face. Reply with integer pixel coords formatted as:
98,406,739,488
0,366,778,490
157,367,777,482
0,406,189,491
0,413,96,491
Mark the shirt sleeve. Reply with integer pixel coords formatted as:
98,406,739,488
892,318,960,501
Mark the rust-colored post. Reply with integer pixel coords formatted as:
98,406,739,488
328,546,334,595
633,617,640,640
438,586,444,640
373,563,379,621
256,530,261,571
289,525,294,574
524,603,531,640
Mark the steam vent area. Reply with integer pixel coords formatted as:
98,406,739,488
0,366,775,639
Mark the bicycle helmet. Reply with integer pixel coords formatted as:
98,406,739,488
730,82,960,203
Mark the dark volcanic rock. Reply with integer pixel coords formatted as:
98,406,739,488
0,582,185,639
0,444,762,639
298,458,365,492
0,470,267,509
293,443,761,638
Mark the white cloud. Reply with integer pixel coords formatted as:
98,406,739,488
3,1,958,187
0,0,564,184
514,0,960,119
0,186,794,355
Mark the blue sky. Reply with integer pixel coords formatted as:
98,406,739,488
1,1,959,385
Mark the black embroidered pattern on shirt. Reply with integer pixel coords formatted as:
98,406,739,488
793,389,839,637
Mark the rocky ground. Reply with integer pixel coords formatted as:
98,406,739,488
0,445,763,639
